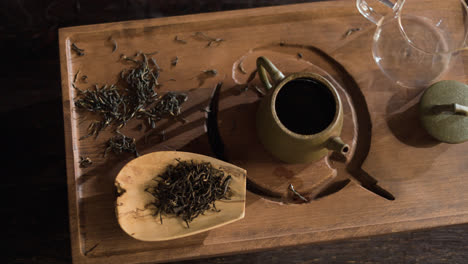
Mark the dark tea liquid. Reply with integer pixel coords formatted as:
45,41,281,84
275,78,336,135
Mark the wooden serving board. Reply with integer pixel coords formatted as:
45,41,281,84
59,1,468,263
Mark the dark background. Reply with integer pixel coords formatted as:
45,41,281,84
3,0,467,263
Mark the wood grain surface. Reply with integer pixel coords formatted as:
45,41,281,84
5,0,468,264
57,1,468,263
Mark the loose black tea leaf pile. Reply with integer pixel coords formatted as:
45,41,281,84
149,160,232,228
105,132,139,157
121,54,159,111
139,92,188,128
75,84,125,139
73,53,188,157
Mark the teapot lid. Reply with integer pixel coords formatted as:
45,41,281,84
419,80,468,144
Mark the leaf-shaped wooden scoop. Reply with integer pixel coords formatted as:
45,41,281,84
115,151,246,241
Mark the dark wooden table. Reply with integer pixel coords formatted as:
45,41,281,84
4,1,467,263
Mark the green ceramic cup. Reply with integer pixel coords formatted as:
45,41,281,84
256,56,349,164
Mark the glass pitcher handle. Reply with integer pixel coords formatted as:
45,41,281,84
356,0,395,25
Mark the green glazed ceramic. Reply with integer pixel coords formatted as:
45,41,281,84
419,80,468,144
256,56,349,164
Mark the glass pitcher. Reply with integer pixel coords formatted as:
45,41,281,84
356,0,468,88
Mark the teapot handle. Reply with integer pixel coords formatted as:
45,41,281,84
256,56,285,91
356,0,396,25
432,103,468,116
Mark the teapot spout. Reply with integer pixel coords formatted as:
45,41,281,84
326,137,349,155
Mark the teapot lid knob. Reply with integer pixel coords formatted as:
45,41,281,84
419,80,468,144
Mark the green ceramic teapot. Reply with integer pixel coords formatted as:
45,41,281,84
255,56,349,164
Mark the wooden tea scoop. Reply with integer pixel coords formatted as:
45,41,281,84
115,151,246,241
